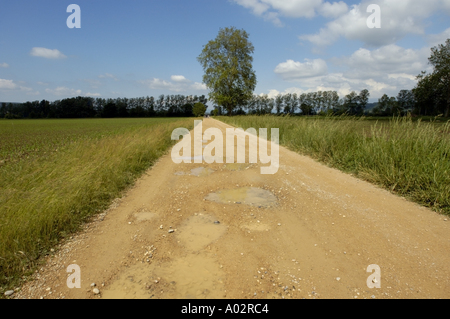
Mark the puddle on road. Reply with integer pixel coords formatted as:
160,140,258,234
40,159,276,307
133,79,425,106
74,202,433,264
205,187,278,208
190,167,214,177
153,254,225,299
176,214,226,251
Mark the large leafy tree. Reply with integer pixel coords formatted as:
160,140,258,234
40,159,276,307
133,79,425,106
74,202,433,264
197,27,257,115
414,39,450,117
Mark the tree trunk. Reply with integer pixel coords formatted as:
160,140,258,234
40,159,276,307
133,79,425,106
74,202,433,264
446,83,450,118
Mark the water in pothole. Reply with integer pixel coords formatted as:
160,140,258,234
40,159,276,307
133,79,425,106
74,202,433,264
176,214,226,251
205,187,278,208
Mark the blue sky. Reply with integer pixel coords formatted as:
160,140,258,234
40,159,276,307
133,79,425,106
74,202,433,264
1,0,449,104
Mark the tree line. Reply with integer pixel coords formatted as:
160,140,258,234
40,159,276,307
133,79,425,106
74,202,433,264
0,95,208,119
219,89,371,116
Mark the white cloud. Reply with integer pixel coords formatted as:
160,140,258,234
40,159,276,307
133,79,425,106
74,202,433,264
30,47,67,59
300,0,449,48
98,73,118,81
233,0,355,25
0,63,9,68
427,27,450,47
0,79,38,95
139,75,207,93
37,81,49,86
171,75,190,83
274,59,328,80
0,79,18,90
45,87,82,96
318,1,348,18
192,82,208,91
337,44,430,79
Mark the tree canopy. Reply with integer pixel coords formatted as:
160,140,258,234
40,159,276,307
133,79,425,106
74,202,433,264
414,38,450,117
193,102,207,117
197,27,257,116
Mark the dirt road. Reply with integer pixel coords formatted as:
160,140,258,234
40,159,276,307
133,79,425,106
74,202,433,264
15,118,450,299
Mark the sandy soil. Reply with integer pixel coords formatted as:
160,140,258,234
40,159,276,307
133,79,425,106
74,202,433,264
14,118,450,299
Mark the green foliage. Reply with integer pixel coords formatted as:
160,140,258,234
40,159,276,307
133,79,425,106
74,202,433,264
197,27,257,115
414,38,450,117
193,102,207,117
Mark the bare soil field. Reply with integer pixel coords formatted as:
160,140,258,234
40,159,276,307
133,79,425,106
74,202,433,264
14,118,450,299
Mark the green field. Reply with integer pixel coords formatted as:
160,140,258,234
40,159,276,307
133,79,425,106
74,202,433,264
0,118,194,291
218,115,450,216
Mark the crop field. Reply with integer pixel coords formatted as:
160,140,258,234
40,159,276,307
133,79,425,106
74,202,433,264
218,115,450,216
0,118,194,288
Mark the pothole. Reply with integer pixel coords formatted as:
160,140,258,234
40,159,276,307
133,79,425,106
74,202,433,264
176,214,226,251
134,212,157,222
102,253,225,299
153,254,225,299
205,187,278,208
190,167,214,177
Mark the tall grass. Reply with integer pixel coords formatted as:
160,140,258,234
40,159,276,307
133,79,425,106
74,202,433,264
0,118,194,290
218,115,450,215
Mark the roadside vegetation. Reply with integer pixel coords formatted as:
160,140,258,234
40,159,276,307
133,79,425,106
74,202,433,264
0,118,194,291
218,115,450,216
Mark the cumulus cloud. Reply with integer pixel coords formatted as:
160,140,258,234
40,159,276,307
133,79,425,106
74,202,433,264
0,79,18,90
318,1,348,18
30,47,67,59
0,79,39,95
171,75,190,83
139,75,207,93
233,0,353,25
336,44,430,79
427,27,450,47
299,0,449,48
274,59,328,80
0,63,9,68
